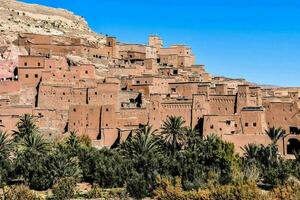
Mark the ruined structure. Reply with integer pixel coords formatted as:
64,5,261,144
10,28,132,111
0,1,299,156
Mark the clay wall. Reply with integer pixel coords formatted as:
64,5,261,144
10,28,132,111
240,108,267,135
0,106,33,133
68,105,101,140
0,81,20,94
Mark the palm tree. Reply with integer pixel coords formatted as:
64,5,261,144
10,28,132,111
19,132,48,154
242,143,262,161
161,116,187,153
0,130,12,160
265,127,286,145
185,127,202,150
185,126,197,138
13,114,39,142
121,125,162,158
66,131,80,149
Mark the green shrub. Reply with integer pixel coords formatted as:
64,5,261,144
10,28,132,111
126,172,149,199
107,188,127,199
93,148,131,188
52,177,77,200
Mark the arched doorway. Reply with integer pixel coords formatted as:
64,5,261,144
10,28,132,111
287,138,300,154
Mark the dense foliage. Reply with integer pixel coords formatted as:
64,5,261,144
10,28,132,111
0,115,299,199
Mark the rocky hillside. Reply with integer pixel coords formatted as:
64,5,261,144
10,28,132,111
0,0,105,45
0,0,107,78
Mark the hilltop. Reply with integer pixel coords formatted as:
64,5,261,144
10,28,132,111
0,0,105,45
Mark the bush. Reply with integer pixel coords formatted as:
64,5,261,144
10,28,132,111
154,176,211,200
93,148,131,188
52,177,77,200
78,134,92,147
85,185,103,198
211,182,266,200
262,159,292,187
4,185,37,200
270,178,300,200
126,172,149,199
107,188,127,199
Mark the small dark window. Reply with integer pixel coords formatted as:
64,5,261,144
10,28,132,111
253,123,257,127
73,108,76,112
38,62,41,66
245,123,249,127
49,66,52,69
95,92,98,95
106,108,109,112
226,120,231,125
85,70,88,74
24,62,27,66
25,74,29,78
106,124,108,127
210,125,214,129
0,119,2,123
35,74,38,78
63,92,65,95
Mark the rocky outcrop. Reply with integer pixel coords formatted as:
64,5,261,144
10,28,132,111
0,0,105,44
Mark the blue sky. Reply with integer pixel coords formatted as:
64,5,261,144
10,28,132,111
20,0,300,86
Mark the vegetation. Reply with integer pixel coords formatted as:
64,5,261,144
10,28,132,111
0,115,299,199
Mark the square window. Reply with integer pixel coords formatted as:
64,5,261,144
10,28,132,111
245,123,248,127
35,74,38,78
25,74,29,78
253,123,257,127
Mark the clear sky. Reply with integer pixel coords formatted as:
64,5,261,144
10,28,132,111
20,0,300,86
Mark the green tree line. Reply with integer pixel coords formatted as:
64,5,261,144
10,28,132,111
0,114,300,199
